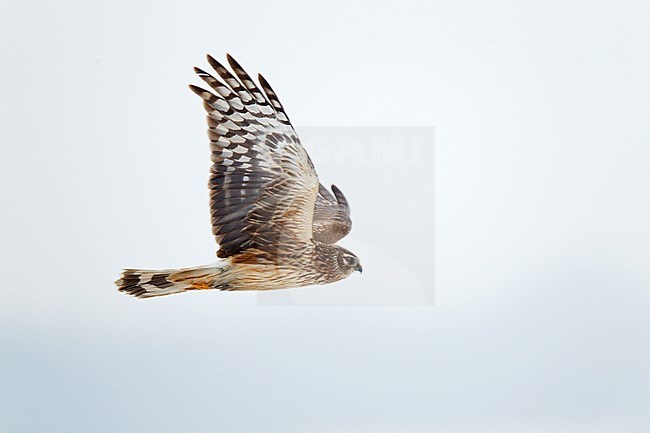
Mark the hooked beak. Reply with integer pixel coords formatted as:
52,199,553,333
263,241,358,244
356,264,363,274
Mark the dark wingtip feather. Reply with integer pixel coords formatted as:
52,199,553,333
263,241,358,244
226,53,237,66
226,54,250,79
206,54,224,70
194,66,209,77
189,84,210,98
258,73,278,99
319,183,335,201
258,73,270,88
331,184,349,207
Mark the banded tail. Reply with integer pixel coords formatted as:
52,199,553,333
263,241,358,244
116,263,229,298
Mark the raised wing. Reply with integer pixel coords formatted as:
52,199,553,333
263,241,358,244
190,55,319,259
313,183,352,244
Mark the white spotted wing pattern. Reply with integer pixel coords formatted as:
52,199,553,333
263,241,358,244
190,55,319,259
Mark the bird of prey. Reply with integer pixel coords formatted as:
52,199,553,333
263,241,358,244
116,54,361,298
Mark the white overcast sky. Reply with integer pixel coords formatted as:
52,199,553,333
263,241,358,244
1,1,649,432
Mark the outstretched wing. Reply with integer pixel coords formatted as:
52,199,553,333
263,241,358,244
313,183,352,244
190,54,319,259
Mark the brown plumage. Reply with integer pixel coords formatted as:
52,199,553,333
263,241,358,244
313,184,352,244
116,54,361,298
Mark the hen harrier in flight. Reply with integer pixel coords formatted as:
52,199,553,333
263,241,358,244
116,54,361,298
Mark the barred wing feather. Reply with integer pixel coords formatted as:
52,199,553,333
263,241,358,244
190,55,318,259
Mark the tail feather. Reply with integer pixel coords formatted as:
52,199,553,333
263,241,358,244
116,263,228,298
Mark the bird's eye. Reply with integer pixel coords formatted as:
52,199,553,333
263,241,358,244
344,256,354,265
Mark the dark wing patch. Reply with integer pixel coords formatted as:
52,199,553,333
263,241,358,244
191,55,319,258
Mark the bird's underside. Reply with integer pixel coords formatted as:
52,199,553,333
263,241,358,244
116,54,360,298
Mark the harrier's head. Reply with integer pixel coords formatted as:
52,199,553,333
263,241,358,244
314,244,362,284
336,247,363,276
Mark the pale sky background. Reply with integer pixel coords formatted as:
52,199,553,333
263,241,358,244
1,1,649,432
